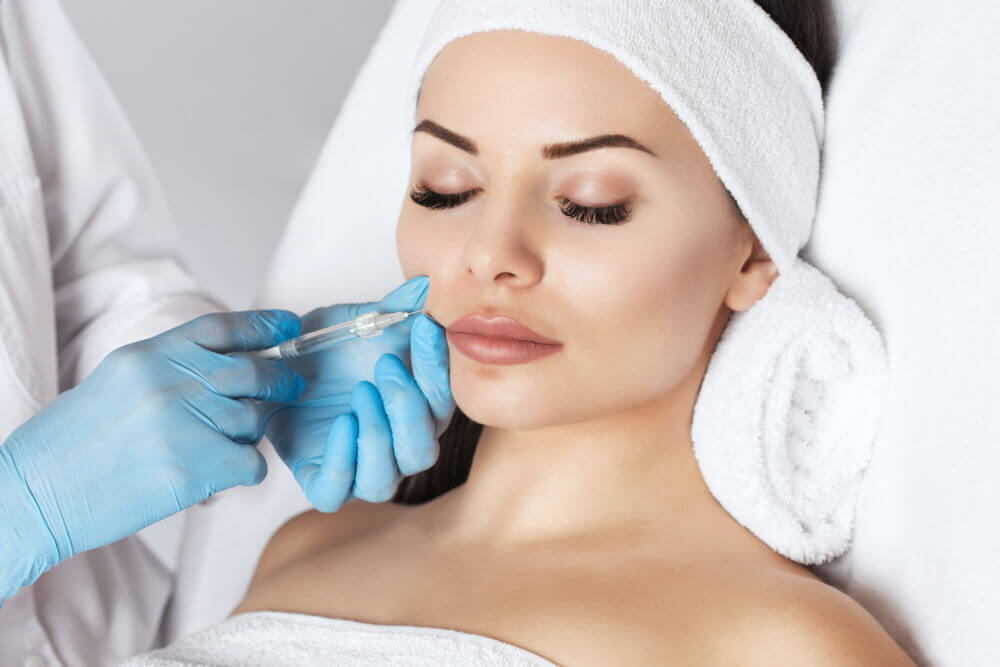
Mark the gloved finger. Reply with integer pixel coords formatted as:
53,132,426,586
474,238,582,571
186,394,269,444
168,310,302,353
207,438,269,489
350,381,400,503
300,302,361,333
373,353,438,476
208,353,306,402
296,413,358,512
410,314,454,426
374,275,430,314
298,276,428,334
263,406,327,472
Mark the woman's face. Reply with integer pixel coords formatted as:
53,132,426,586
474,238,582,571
397,30,763,431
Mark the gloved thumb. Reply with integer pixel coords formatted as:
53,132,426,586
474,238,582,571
298,275,430,333
374,275,430,313
411,313,455,437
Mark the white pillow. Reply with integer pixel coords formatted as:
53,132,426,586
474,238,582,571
259,1,999,663
806,1,998,664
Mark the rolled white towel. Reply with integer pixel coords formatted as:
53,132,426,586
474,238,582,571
692,257,888,564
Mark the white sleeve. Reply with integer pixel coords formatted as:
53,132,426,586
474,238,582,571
0,2,223,664
0,0,221,390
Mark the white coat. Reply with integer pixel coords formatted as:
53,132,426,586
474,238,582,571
0,0,230,664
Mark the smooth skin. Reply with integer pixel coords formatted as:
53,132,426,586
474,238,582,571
236,31,915,666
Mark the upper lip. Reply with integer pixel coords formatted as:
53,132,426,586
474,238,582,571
447,314,561,345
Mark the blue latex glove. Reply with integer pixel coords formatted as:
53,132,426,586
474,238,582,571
0,310,306,602
266,275,455,511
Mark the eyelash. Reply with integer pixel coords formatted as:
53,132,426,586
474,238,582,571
408,184,631,225
409,184,479,209
557,197,631,225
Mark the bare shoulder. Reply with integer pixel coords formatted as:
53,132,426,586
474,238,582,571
704,568,916,666
554,563,915,666
247,499,405,589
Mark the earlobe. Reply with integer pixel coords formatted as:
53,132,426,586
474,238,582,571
724,256,778,313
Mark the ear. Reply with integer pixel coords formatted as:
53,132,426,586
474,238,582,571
724,236,778,313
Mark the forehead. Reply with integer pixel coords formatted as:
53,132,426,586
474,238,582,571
416,30,687,153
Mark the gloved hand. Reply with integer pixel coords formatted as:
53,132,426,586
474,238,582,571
0,310,306,602
266,275,454,512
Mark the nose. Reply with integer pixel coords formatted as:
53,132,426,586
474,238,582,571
460,195,544,288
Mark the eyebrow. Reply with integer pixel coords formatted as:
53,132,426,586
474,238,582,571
413,119,657,159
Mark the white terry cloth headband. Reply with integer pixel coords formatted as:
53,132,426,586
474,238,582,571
408,0,889,565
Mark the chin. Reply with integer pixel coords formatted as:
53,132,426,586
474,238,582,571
462,405,556,431
451,377,558,431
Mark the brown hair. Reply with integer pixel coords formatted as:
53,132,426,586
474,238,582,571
393,0,834,505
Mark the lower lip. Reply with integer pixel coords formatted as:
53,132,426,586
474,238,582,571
446,331,563,365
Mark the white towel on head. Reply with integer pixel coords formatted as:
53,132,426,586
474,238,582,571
122,611,558,666
408,0,824,271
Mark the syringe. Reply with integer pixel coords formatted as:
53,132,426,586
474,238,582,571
256,310,423,360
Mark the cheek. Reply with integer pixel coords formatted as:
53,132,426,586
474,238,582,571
396,212,466,318
396,212,433,279
567,227,728,406
449,236,707,431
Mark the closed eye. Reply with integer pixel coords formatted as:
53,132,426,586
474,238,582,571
408,185,631,225
557,198,631,225
408,184,481,209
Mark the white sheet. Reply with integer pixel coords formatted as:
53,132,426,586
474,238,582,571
124,611,557,666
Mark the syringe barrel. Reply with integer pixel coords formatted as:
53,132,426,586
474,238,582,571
261,310,416,359
291,322,366,357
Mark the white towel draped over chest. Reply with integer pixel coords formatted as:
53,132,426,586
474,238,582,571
121,611,559,666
